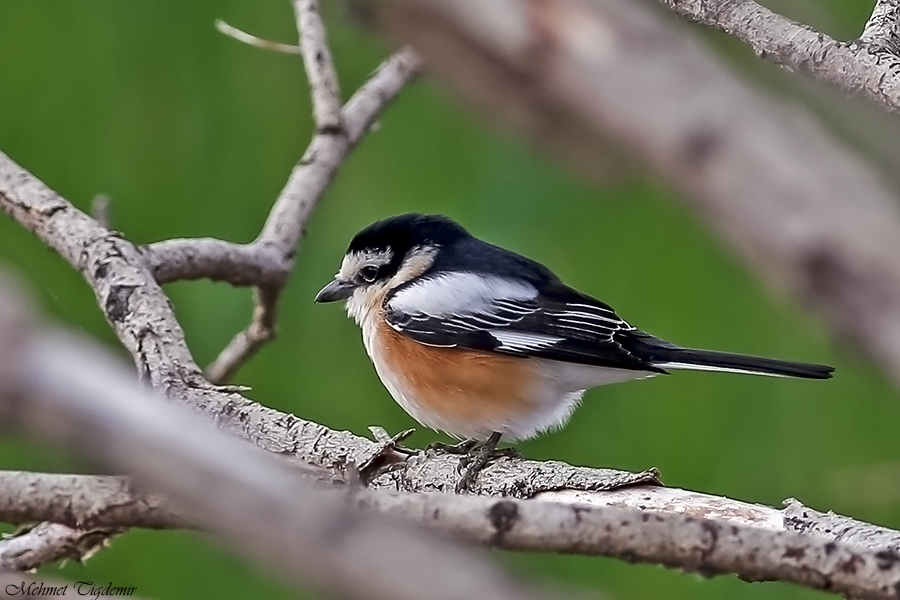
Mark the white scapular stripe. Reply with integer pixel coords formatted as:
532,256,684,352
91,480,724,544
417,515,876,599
389,273,537,316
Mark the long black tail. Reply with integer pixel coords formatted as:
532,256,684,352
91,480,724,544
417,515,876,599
619,331,834,379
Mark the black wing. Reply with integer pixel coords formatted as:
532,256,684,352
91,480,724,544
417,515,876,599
384,280,665,374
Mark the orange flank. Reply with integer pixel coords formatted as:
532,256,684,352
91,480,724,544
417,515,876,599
376,319,538,425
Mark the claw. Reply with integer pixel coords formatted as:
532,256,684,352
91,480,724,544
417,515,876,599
453,431,509,493
427,438,479,455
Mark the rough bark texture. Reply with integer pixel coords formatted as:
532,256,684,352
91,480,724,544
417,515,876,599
0,472,192,530
660,0,900,114
0,523,117,572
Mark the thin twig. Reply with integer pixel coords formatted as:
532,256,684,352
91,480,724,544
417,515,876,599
215,19,302,54
206,284,279,383
293,0,344,132
203,46,420,381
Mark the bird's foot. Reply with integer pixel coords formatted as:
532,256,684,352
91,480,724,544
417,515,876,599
453,432,519,493
426,438,480,455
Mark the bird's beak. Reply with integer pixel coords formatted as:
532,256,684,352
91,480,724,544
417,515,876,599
315,278,356,303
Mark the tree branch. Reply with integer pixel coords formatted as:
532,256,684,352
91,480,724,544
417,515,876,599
0,472,192,530
294,0,344,133
0,151,204,390
861,0,900,54
657,0,900,114
0,523,118,572
178,3,420,383
254,47,421,254
145,239,288,286
4,465,900,600
0,295,559,600
144,47,421,287
149,43,421,383
215,19,302,55
205,283,280,383
0,156,659,559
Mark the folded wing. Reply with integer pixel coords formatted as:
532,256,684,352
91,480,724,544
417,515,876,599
384,273,664,373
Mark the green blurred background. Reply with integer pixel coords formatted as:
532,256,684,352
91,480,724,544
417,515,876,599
0,1,897,599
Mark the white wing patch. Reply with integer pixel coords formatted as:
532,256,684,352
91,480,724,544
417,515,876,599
490,330,563,352
388,273,538,316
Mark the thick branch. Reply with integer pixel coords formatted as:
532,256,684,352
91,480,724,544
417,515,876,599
0,472,191,530
356,492,900,600
4,467,900,600
6,470,900,553
657,0,900,114
0,317,550,600
0,152,204,390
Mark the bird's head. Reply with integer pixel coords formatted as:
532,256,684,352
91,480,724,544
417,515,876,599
315,213,469,323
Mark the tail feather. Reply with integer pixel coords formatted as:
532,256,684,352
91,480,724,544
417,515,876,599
619,331,834,380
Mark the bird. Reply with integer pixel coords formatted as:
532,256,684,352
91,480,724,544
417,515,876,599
315,213,834,491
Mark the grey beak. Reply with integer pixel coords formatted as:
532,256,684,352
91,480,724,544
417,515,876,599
315,278,356,303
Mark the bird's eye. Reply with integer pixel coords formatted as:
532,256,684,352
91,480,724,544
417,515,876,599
359,265,379,283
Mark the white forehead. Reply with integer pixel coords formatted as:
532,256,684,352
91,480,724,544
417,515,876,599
339,248,393,278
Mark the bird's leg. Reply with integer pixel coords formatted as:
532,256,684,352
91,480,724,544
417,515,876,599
455,431,506,493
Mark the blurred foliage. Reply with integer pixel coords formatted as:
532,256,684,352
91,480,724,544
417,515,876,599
0,2,896,600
